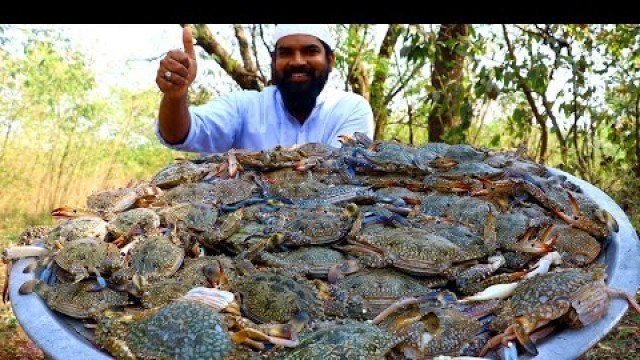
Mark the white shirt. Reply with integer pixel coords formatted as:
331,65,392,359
155,85,375,154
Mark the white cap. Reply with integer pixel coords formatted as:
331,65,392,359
273,24,335,50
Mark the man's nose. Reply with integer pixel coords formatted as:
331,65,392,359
290,51,305,65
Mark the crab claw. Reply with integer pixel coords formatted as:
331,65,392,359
514,227,555,254
86,267,107,292
51,206,96,219
337,134,356,146
326,260,361,284
460,282,520,303
231,327,299,350
126,274,147,298
524,251,562,279
551,191,618,238
18,279,43,295
203,259,229,289
514,317,538,355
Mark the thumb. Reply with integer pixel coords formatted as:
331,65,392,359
183,27,196,59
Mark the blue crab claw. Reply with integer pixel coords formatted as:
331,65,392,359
38,261,54,284
88,275,107,292
220,197,267,212
374,194,406,207
47,264,59,285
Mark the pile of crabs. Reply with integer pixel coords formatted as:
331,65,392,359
3,132,640,360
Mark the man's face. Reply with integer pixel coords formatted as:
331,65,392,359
272,34,334,117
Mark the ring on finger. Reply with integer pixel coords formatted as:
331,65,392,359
163,71,172,81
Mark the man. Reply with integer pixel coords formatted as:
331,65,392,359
154,24,375,154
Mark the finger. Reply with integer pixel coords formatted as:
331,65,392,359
183,27,196,59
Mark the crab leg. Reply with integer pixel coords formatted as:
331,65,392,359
606,287,640,313
370,296,426,325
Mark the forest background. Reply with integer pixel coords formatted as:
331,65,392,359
0,24,639,359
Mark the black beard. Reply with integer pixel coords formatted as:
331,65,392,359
275,65,330,118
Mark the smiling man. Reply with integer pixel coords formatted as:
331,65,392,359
154,24,374,153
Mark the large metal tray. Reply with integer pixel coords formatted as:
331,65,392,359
8,168,640,360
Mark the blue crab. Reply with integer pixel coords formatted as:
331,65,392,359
480,265,640,357
92,288,265,359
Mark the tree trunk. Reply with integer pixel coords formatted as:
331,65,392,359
188,24,264,91
428,24,469,143
371,24,403,140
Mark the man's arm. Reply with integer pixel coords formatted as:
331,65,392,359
158,95,191,145
155,27,198,145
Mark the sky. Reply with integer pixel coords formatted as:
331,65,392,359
17,24,591,130
60,24,185,94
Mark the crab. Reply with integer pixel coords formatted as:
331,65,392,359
262,203,362,248
372,296,489,358
28,237,124,291
17,225,53,245
108,208,161,243
203,177,263,207
436,143,489,165
540,223,602,267
337,224,486,278
246,243,361,281
154,181,217,206
47,206,163,252
197,209,245,251
158,202,243,252
225,266,327,325
150,160,215,189
85,182,163,214
131,256,239,309
480,264,640,357
413,142,452,172
123,232,185,283
324,267,457,320
92,287,271,360
270,319,404,360
346,137,423,176
46,210,110,244
232,147,311,171
490,174,619,239
260,167,328,201
18,278,130,319
545,186,619,239
491,210,553,254
220,221,272,255
436,161,504,181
